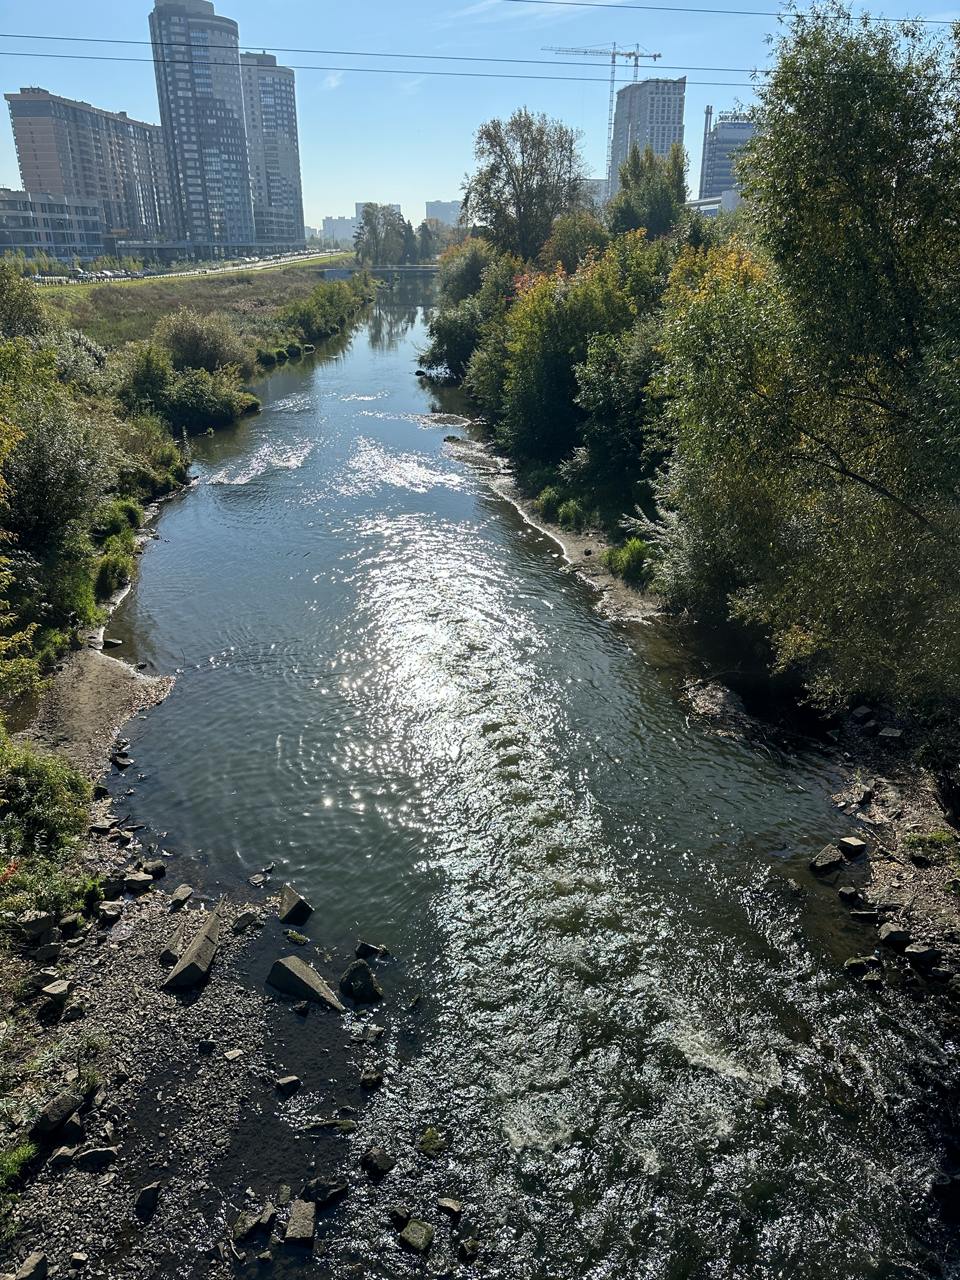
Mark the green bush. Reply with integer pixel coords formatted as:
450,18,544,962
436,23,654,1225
275,348,288,363
154,307,254,378
534,486,564,522
98,496,142,537
604,537,651,584
557,499,586,531
163,367,260,433
286,342,303,358
257,348,277,367
0,1142,36,1191
94,550,133,598
0,731,89,890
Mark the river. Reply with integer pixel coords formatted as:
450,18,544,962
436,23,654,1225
109,277,959,1279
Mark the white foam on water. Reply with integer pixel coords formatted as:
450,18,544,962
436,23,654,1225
207,438,314,486
336,437,465,496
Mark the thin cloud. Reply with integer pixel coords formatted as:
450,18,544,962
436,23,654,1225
399,76,427,95
322,70,345,91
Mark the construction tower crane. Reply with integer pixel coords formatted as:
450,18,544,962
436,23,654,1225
544,44,662,193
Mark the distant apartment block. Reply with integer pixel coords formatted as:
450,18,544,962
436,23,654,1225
699,108,755,200
5,87,172,241
0,187,104,260
425,200,460,227
149,0,255,252
609,78,686,196
241,52,305,246
323,215,358,244
355,202,400,219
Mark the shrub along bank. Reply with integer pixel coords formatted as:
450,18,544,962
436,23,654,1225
422,8,960,776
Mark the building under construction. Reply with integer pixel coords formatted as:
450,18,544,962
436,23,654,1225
608,78,686,197
699,108,755,200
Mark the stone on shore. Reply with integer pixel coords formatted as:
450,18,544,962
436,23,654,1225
31,1089,81,1138
135,1181,162,1222
164,907,222,990
276,1075,301,1097
232,908,260,933
879,922,911,949
17,911,54,941
400,1220,435,1255
73,1146,117,1172
810,845,843,875
267,956,344,1012
905,943,942,969
124,871,154,896
302,1176,348,1206
159,917,189,967
339,959,383,1003
838,836,869,860
169,884,194,911
360,1146,396,1179
278,883,313,926
284,1198,316,1247
14,1253,47,1280
438,1197,462,1218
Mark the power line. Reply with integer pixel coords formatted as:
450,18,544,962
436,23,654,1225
0,49,756,87
502,0,955,22
0,31,768,75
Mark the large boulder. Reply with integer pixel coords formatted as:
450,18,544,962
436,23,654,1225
810,845,843,876
278,884,313,926
267,956,344,1012
31,1090,81,1138
135,1181,162,1223
284,1198,316,1247
14,1253,48,1280
164,906,222,991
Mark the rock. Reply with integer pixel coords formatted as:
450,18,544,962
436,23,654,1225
838,885,860,905
40,979,72,1006
135,1182,162,1222
267,956,344,1012
276,1075,301,1097
339,959,383,1004
17,911,54,941
278,883,313,926
843,955,878,977
388,1202,413,1229
360,1146,395,1179
198,1039,216,1055
48,1145,77,1169
58,913,83,936
169,885,194,911
437,1197,462,1218
232,908,259,933
97,902,123,925
14,1253,47,1280
400,1220,435,1255
124,871,154,896
31,1090,81,1137
284,929,309,946
224,1048,244,1063
905,943,942,970
141,859,167,879
60,1112,84,1144
459,1237,481,1263
838,836,868,860
305,1117,356,1135
34,943,61,964
259,1202,277,1232
102,637,122,649
418,1126,449,1157
69,1254,88,1269
73,1146,117,1172
849,909,879,924
111,754,134,769
164,906,222,990
100,875,123,901
360,1067,383,1090
233,1209,261,1242
811,846,843,875
879,923,911,949
159,917,189,966
879,726,903,742
248,874,267,889
302,1176,348,1206
356,940,389,961
851,705,873,722
283,1198,316,1247
292,1000,309,1017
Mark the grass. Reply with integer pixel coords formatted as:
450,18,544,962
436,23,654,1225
604,537,653,586
41,254,355,347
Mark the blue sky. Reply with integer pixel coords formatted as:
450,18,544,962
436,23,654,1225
0,0,956,225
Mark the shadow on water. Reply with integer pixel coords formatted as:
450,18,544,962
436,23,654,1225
105,280,960,1280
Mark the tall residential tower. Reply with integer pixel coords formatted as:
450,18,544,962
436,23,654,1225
5,87,172,242
240,53,304,246
699,108,755,200
608,78,686,196
149,0,255,252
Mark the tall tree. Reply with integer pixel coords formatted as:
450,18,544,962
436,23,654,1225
607,143,687,239
461,109,585,261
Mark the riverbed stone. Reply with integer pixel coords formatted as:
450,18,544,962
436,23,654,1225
267,956,344,1012
838,836,869,860
418,1126,449,1157
159,917,189,967
233,1209,262,1242
360,1145,396,1179
283,1198,315,1247
843,955,876,976
879,922,911,949
141,859,167,879
134,1181,162,1222
232,908,259,933
459,1237,481,1263
388,1202,413,1229
276,1075,301,1097
356,940,390,960
124,871,154,896
169,884,193,911
437,1197,462,1218
14,1253,47,1280
811,845,843,875
278,884,313,926
905,943,942,969
339,959,382,1003
400,1220,434,1255
74,1146,117,1172
17,911,54,941
164,906,222,990
302,1176,348,1206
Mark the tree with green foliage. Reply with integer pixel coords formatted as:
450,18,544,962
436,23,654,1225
0,260,46,339
607,143,687,239
540,210,610,274
353,203,407,265
154,307,254,378
462,109,585,260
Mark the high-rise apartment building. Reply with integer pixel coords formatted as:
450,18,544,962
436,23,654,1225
699,108,755,200
5,87,172,241
0,187,104,260
240,53,304,246
149,0,255,252
425,200,460,227
608,78,686,196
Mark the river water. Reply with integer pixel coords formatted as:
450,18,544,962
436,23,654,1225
111,278,958,1279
